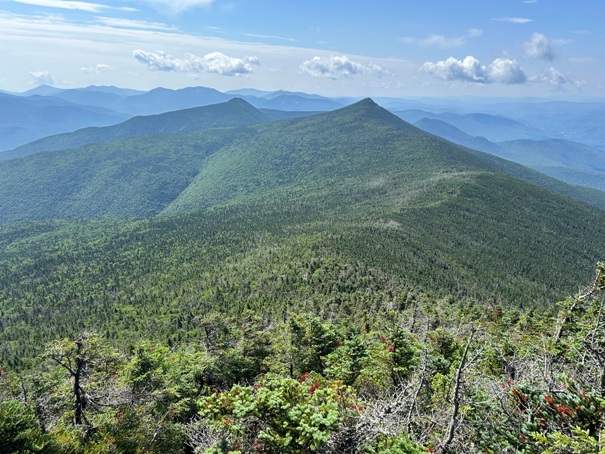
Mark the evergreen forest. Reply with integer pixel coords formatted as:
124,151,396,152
2,98,605,453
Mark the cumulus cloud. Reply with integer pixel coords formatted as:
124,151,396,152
133,50,259,76
487,58,527,84
422,56,526,84
529,67,584,88
300,55,391,79
524,32,554,61
29,70,57,85
81,63,115,74
493,17,533,24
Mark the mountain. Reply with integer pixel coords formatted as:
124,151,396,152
488,100,605,149
1,98,270,160
245,94,344,111
120,86,232,115
20,84,65,96
0,92,128,152
3,98,605,224
3,98,605,364
414,117,605,193
77,85,145,96
41,85,145,112
414,117,501,154
226,88,273,97
497,138,605,171
396,109,546,141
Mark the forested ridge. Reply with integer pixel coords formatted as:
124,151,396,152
2,99,605,452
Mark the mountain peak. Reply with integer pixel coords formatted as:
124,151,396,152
333,97,416,129
226,97,251,106
356,97,379,107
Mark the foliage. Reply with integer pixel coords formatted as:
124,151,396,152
0,399,52,453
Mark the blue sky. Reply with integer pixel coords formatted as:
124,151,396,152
0,0,603,98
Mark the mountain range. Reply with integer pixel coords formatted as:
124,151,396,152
415,116,605,193
1,96,605,318
0,85,344,152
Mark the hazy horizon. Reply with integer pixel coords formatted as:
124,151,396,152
0,1,603,99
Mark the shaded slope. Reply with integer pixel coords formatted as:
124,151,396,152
0,128,253,223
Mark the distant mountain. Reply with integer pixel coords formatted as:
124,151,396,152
0,92,128,152
120,86,232,115
20,84,65,96
414,117,501,154
78,85,145,96
261,90,334,101
497,138,605,171
415,116,605,193
245,94,344,111
227,89,345,111
489,100,605,149
396,109,546,141
47,89,128,112
1,98,270,160
225,88,273,97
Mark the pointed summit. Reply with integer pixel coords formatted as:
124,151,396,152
323,97,417,130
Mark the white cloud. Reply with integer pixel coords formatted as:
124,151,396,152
96,17,175,31
299,55,391,79
12,0,136,13
29,70,57,85
422,56,526,84
529,67,584,88
80,63,114,74
493,17,533,24
242,33,296,43
467,28,483,38
487,58,527,84
422,56,487,83
147,0,215,14
420,34,465,48
401,29,482,49
524,32,554,61
133,50,259,76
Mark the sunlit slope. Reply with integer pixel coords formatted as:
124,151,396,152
3,173,605,365
2,97,604,225
163,98,605,214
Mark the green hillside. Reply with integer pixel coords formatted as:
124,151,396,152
164,98,605,213
0,129,253,223
2,99,605,366
2,98,605,226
